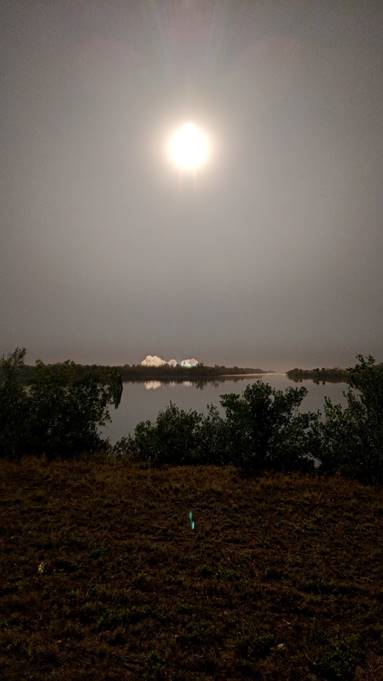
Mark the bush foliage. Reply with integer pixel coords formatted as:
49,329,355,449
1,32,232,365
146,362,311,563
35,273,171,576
220,382,317,474
314,354,383,483
0,347,122,459
125,402,228,467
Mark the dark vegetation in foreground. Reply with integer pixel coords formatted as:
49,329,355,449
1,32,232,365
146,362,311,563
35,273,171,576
1,349,383,484
1,460,383,681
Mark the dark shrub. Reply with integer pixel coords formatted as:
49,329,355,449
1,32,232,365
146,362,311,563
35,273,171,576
0,348,121,459
317,355,383,483
220,381,317,473
196,404,229,465
127,402,226,467
0,348,29,459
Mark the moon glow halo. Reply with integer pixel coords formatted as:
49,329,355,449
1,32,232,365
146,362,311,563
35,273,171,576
166,122,211,173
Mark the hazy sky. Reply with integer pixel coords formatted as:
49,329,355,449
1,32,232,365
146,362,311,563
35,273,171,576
1,0,382,370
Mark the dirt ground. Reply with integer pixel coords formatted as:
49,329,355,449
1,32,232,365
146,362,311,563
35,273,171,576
1,457,383,680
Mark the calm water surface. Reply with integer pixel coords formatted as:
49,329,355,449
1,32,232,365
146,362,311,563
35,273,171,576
103,374,348,444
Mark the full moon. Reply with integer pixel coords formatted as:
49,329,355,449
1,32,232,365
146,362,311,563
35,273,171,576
166,122,211,173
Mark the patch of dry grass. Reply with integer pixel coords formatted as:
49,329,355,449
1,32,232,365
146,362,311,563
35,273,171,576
1,457,383,680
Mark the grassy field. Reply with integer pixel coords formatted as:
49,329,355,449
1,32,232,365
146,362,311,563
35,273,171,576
1,458,383,680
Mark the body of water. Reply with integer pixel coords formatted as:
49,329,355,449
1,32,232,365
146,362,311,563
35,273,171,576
103,373,348,444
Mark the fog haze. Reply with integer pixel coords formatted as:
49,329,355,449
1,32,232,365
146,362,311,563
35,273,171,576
1,1,382,370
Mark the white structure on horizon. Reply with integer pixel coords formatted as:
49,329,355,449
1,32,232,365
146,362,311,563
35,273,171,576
141,354,167,367
140,355,200,368
180,358,199,368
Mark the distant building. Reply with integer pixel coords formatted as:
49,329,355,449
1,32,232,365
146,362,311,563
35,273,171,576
180,358,199,368
140,355,200,368
141,355,167,367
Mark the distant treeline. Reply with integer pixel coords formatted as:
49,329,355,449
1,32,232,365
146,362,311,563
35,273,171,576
1,361,123,387
287,367,351,383
2,362,267,384
118,364,266,381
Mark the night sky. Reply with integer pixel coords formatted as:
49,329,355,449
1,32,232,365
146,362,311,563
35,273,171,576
1,1,382,370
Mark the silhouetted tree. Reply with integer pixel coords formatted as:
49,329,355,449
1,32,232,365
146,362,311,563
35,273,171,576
0,348,122,459
316,355,383,482
220,381,317,473
0,348,29,459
